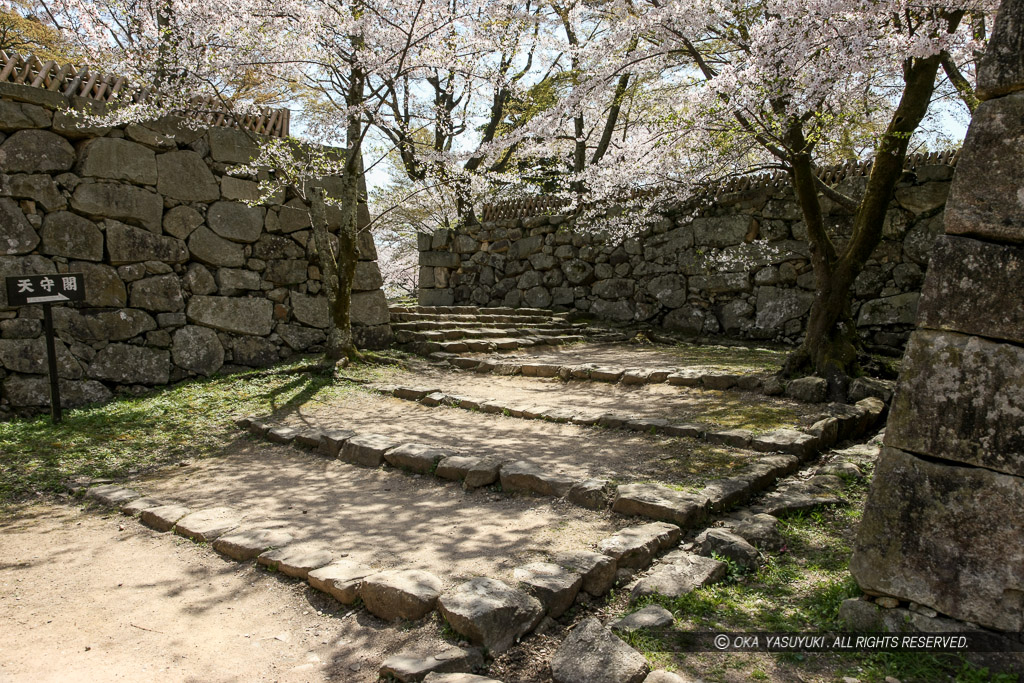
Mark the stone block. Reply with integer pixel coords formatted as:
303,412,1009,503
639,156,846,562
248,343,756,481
40,211,102,261
597,522,681,569
72,185,164,234
87,344,170,385
213,528,294,561
755,287,814,329
550,618,648,683
513,562,582,618
0,338,81,378
421,251,460,268
379,646,484,683
630,554,727,602
500,461,576,497
52,306,154,342
887,330,1024,476
340,433,400,467
232,336,278,367
174,507,242,543
130,274,184,312
851,447,1024,632
353,261,384,291
77,138,157,185
856,293,920,327
552,550,617,597
351,290,390,326
918,235,1024,345
257,543,334,579
187,296,274,336
208,127,259,164
106,221,186,264
308,560,373,604
437,578,544,654
0,99,51,131
291,292,329,328
0,130,74,173
360,569,443,621
945,92,1024,244
7,173,66,212
188,226,246,268
207,201,264,243
0,198,38,255
317,429,356,456
612,484,708,528
139,504,191,532
156,150,220,201
2,375,112,408
385,443,446,473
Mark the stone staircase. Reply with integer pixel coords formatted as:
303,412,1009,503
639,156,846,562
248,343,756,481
389,305,620,355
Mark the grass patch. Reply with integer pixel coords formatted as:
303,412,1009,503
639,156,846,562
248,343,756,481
0,356,406,507
641,438,759,489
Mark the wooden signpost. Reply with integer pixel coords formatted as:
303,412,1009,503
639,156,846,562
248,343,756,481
4,273,86,423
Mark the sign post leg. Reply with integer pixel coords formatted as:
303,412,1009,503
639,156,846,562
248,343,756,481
43,303,62,424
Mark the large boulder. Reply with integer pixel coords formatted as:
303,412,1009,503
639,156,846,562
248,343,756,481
172,325,224,376
207,201,264,243
2,375,112,408
77,138,157,185
851,447,1024,632
7,173,66,212
155,150,220,201
71,184,164,233
887,330,1024,477
87,344,170,385
856,293,920,327
40,211,103,261
187,226,245,268
0,198,39,255
549,617,649,683
755,287,814,330
437,578,544,654
0,338,81,378
0,129,74,173
106,221,187,265
53,307,155,342
187,296,274,336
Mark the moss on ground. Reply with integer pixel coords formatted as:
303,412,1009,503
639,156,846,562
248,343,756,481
0,354,410,507
667,343,788,373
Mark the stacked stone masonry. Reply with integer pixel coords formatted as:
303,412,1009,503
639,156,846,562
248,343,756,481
0,81,392,414
418,158,957,350
850,0,1024,636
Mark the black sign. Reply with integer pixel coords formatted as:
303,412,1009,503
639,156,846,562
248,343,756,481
5,273,85,306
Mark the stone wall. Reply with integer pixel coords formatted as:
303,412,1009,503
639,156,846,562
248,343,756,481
849,0,1024,635
418,157,957,350
0,81,391,415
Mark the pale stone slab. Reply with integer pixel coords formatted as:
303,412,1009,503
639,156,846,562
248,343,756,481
121,496,166,516
258,543,334,579
550,618,649,683
437,578,544,654
630,554,727,602
513,562,582,618
340,434,400,468
307,560,373,604
499,461,576,498
173,507,242,543
85,485,141,507
612,484,709,528
597,522,681,569
611,605,674,632
139,504,191,532
385,443,446,474
380,646,484,683
360,569,443,621
213,528,294,562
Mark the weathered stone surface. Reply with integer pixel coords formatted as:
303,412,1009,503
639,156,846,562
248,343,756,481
784,376,827,403
513,562,582,618
353,261,385,291
360,569,444,621
887,330,1024,476
2,375,112,408
276,323,325,351
174,507,242,543
121,496,167,516
308,560,373,604
39,211,102,261
752,479,843,517
188,226,246,267
318,429,356,457
156,150,220,201
642,672,692,683
755,287,814,329
550,617,649,683
187,295,274,336
945,92,1024,244
72,185,164,234
207,201,264,243
976,0,1024,99
705,428,753,449
380,646,484,683
213,527,294,561
340,433,400,467
87,344,170,385
612,484,708,528
7,173,66,211
130,274,184,312
567,479,609,510
107,221,187,264
139,504,191,532
553,550,617,597
232,335,278,367
857,293,919,327
351,289,390,326
422,674,499,683
597,522,682,569
0,100,51,131
850,447,1024,632
731,513,783,551
630,554,727,602
257,543,334,579
208,127,259,164
216,268,260,294
610,605,674,632
84,485,142,507
264,259,308,285
500,461,576,497
385,443,446,473
163,205,204,240
437,578,544,654
918,235,1024,345
435,455,500,488
750,429,817,459
0,198,39,255
0,130,74,173
699,528,759,570
266,425,298,444
0,337,81,378
53,306,155,342
78,138,157,185
291,292,329,328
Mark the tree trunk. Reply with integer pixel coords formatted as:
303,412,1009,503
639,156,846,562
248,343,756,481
784,50,948,398
309,185,359,362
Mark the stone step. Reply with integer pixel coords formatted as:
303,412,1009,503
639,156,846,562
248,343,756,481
391,320,576,332
395,327,582,344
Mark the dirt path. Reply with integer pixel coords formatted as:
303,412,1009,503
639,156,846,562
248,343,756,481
134,440,622,587
0,502,449,683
